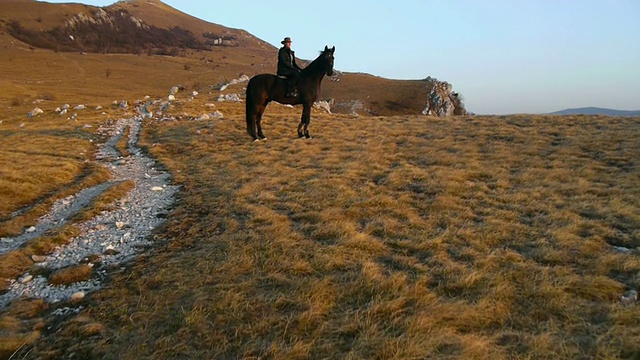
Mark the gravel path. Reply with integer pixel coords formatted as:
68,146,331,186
0,116,179,308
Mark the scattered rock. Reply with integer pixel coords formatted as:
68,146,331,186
313,100,332,113
613,246,632,254
31,255,47,263
71,292,85,301
621,290,638,306
19,274,33,284
103,248,120,256
28,108,44,117
216,93,241,102
151,186,164,191
138,104,153,118
26,226,36,233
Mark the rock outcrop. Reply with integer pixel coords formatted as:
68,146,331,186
421,77,466,116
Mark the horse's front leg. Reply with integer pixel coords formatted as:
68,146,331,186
297,106,307,138
300,104,312,139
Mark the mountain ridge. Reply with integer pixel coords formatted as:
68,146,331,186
549,107,640,116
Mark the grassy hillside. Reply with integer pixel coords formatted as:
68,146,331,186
0,0,443,116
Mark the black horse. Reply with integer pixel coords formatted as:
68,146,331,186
245,45,335,141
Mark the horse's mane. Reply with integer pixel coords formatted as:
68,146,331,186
301,49,329,75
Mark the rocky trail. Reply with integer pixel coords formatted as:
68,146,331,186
0,116,179,308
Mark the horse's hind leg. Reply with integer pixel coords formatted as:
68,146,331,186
247,106,259,141
256,101,268,140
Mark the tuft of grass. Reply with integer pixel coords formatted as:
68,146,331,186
0,331,41,359
114,126,131,158
49,264,94,286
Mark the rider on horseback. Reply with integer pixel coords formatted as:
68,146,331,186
277,37,302,97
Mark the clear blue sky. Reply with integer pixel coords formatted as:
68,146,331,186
44,0,640,114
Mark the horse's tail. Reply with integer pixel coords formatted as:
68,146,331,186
245,78,257,138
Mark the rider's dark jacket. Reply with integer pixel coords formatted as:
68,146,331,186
277,46,302,77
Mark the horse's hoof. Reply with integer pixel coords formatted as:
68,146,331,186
260,137,267,141
252,138,261,142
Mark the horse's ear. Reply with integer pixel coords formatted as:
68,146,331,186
331,46,335,53
324,45,328,51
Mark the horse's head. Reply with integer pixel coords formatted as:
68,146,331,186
323,45,335,76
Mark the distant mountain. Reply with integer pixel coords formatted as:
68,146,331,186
550,107,640,116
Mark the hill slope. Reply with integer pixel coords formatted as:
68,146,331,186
0,0,465,116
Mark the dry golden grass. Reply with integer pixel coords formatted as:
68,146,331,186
0,299,46,359
8,104,635,359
